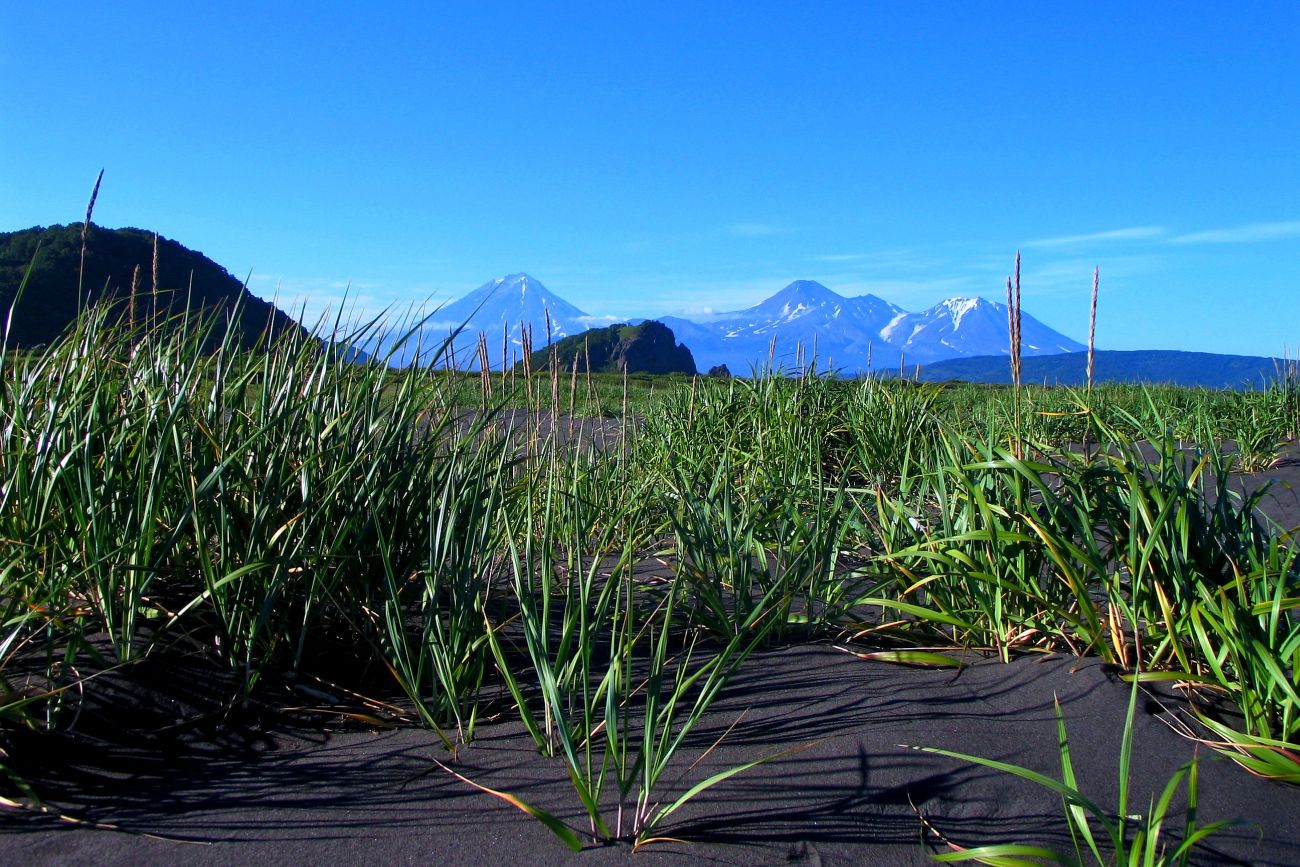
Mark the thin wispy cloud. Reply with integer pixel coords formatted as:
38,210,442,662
244,274,452,332
1024,226,1167,249
674,303,723,317
725,223,790,238
815,253,873,263
966,253,1167,298
812,248,928,266
618,275,798,318
1170,220,1300,245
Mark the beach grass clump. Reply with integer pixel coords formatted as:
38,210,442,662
1,302,227,723
1219,391,1291,472
841,377,943,487
865,432,1122,662
1162,535,1300,781
0,293,519,739
862,398,1298,789
369,426,512,745
480,440,783,848
915,679,1238,865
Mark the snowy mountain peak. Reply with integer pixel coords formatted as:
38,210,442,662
750,280,847,323
764,280,843,307
934,296,987,326
457,273,578,314
487,272,537,298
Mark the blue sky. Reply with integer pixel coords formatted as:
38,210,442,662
3,3,1298,357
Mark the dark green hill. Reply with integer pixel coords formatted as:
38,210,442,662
521,320,696,375
916,349,1291,390
0,224,303,349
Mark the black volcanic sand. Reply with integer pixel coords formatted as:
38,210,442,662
4,452,1299,866
5,650,1300,866
1222,442,1300,533
454,408,638,454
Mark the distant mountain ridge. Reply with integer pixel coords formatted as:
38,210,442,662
917,350,1294,390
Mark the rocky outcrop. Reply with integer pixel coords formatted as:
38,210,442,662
524,320,696,375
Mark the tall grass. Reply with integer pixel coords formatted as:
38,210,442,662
0,295,512,727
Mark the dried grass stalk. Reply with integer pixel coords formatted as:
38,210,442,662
1088,266,1099,392
77,168,105,306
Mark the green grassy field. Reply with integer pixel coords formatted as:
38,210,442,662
2,301,1297,858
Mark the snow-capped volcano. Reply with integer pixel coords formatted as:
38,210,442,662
440,273,590,337
756,279,850,322
885,296,1082,361
377,273,594,368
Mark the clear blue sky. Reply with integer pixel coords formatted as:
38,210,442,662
3,3,1298,357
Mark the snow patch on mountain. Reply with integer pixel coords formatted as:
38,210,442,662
941,297,980,325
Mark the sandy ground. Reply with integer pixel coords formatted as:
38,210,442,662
4,648,1299,866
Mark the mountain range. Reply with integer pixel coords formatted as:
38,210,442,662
382,273,1084,373
387,274,1086,374
656,279,1083,373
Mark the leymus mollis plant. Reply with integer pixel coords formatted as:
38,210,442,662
76,169,103,310
1088,266,1099,393
1006,251,1023,458
1083,265,1100,459
912,677,1238,865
